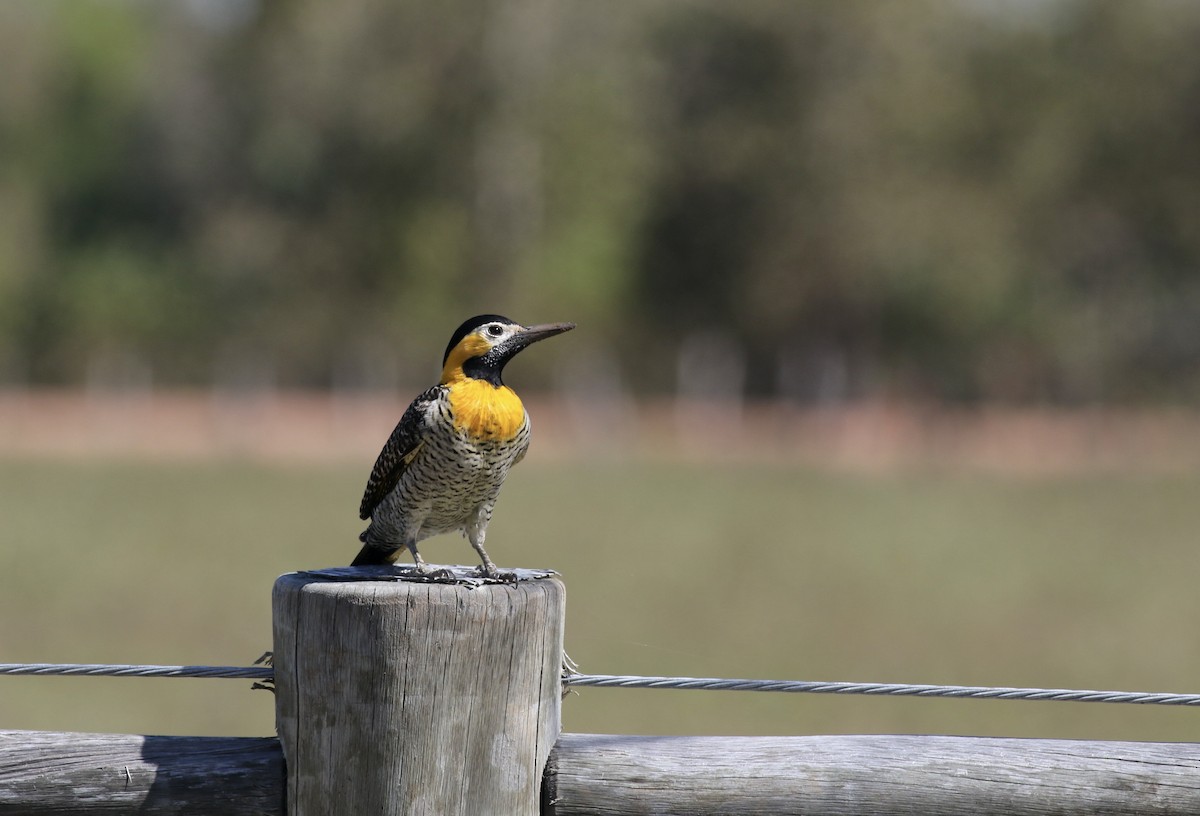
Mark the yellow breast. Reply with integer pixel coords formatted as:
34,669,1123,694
447,378,526,441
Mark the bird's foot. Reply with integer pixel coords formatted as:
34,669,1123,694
475,563,518,583
414,562,458,581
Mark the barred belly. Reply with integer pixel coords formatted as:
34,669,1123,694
372,413,530,544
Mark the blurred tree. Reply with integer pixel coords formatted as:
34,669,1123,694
2,0,1200,402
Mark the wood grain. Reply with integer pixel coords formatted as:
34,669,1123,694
545,733,1200,816
0,730,282,815
273,572,564,816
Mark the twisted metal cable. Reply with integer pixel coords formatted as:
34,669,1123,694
0,663,272,680
563,673,1200,707
4,662,1200,707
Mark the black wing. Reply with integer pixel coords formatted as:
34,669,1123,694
358,386,443,520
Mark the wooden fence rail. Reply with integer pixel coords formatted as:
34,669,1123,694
5,729,1200,815
545,733,1200,815
0,731,281,815
1,571,1199,815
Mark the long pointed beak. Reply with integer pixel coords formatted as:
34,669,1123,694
511,322,575,350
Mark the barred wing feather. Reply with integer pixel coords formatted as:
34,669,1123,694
358,387,441,519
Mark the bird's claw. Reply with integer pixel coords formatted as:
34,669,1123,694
475,564,518,583
415,563,458,581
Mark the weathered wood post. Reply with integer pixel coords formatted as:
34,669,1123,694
272,569,564,815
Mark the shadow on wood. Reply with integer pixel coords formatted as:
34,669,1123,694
0,730,282,815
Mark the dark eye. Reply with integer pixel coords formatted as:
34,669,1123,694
486,324,504,337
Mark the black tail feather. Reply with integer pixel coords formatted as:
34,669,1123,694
351,545,401,567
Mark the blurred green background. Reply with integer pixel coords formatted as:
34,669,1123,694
3,459,1200,741
3,0,1200,743
4,0,1200,400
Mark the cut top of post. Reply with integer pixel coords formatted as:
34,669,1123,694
295,564,558,587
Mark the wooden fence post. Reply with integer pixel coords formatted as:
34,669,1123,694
272,571,564,816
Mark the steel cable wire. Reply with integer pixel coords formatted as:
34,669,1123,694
5,662,1200,707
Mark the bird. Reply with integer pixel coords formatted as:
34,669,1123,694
352,314,574,577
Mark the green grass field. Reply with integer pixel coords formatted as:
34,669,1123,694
2,456,1200,742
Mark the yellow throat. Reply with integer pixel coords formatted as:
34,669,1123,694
441,341,526,441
